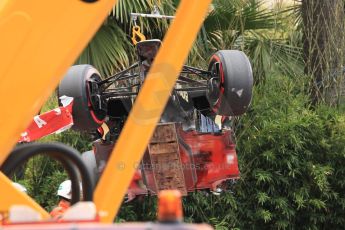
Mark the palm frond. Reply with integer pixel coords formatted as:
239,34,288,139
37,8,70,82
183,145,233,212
239,33,303,82
77,0,176,77
76,19,133,77
205,0,279,34
193,0,303,82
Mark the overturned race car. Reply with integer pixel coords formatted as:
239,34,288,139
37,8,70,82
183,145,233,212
19,39,253,201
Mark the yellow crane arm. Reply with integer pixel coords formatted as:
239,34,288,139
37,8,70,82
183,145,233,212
94,0,212,222
0,0,117,218
0,0,212,222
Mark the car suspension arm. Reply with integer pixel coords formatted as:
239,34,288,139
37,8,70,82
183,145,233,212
98,62,139,85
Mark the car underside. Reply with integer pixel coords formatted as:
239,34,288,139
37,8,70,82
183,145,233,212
15,39,253,201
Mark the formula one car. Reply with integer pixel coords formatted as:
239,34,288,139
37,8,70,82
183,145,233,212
18,39,253,200
59,40,252,132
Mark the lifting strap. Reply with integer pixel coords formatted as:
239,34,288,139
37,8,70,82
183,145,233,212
131,25,146,45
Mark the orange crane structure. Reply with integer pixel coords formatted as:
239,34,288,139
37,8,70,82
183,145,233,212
0,0,213,224
0,0,251,229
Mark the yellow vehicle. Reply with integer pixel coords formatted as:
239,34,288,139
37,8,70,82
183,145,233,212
0,0,236,229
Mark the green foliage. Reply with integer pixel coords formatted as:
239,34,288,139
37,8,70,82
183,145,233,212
232,76,345,229
77,19,133,77
117,76,345,229
76,0,176,77
117,196,158,222
12,153,67,211
192,0,303,82
76,0,303,83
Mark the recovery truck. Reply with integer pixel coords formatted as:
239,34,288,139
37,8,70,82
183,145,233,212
0,0,252,229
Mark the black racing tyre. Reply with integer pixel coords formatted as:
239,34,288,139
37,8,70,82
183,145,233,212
81,150,98,183
58,65,105,131
207,50,253,116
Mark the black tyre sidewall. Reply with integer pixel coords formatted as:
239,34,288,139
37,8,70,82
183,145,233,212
209,50,253,116
58,65,104,131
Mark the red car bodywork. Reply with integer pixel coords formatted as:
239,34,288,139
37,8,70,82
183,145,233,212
19,102,240,199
